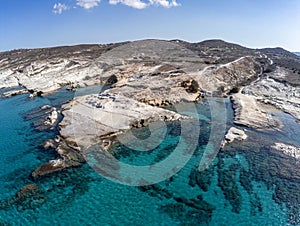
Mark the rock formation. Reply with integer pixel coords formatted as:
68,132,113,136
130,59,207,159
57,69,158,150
272,143,300,160
59,92,189,151
225,127,247,143
1,39,300,176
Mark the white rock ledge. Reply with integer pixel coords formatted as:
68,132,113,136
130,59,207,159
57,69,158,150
225,127,248,143
59,93,189,151
272,143,300,160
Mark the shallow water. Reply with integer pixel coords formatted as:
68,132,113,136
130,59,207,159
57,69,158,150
0,89,299,225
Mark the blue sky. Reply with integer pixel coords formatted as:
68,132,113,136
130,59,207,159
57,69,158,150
1,0,300,52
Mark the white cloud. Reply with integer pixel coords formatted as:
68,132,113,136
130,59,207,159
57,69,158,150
149,0,180,8
109,0,148,9
76,0,101,9
53,3,69,14
108,0,180,9
53,0,180,13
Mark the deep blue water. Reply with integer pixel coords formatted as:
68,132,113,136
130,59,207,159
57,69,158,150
0,89,299,225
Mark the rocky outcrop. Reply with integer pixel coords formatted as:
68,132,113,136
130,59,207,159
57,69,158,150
225,127,247,143
44,107,58,126
0,40,264,97
231,93,280,129
59,92,189,152
1,89,28,97
55,41,269,159
27,105,60,131
2,39,300,177
272,143,300,160
105,63,200,106
32,141,86,178
221,127,248,148
32,159,68,178
41,138,58,149
230,66,300,129
0,43,123,95
191,56,262,95
243,73,300,121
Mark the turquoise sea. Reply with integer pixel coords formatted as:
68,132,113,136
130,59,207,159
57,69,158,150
0,88,299,225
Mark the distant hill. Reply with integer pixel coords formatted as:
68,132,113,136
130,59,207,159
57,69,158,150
1,39,299,85
260,47,296,57
171,39,256,64
260,47,300,85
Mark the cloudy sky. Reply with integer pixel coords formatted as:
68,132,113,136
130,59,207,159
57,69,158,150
1,0,300,51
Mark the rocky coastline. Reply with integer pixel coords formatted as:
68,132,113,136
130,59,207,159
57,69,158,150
1,39,300,177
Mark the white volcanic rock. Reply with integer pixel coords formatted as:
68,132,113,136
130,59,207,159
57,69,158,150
272,143,300,160
105,63,200,105
0,56,105,94
242,75,300,121
0,69,19,88
60,93,188,151
0,40,262,97
1,89,28,97
231,92,280,129
225,127,247,143
15,60,103,93
230,66,300,129
1,40,300,180
221,127,247,148
41,105,52,110
192,56,261,93
44,108,59,126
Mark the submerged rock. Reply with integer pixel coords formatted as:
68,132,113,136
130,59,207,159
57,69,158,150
32,159,68,178
41,139,57,149
32,141,86,178
0,183,42,211
16,184,39,199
